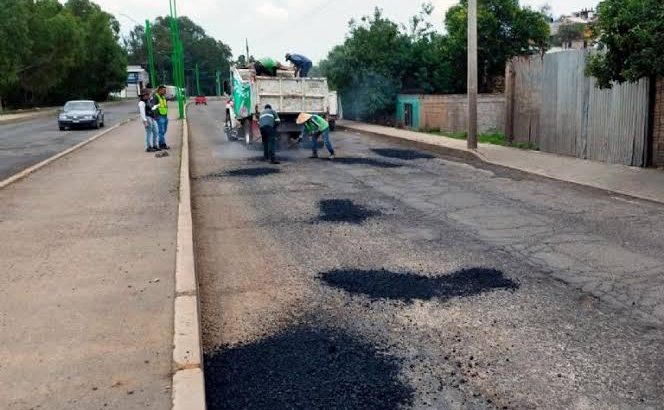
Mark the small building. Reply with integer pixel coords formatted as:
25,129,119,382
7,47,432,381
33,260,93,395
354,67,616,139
111,66,150,99
396,94,505,134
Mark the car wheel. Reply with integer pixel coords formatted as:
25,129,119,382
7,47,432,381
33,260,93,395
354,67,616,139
59,126,65,131
94,118,100,129
100,117,105,127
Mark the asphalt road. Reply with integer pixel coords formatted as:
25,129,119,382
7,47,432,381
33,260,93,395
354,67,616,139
0,101,137,180
189,101,664,409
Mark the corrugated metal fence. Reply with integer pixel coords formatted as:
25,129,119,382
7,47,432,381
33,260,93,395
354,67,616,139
506,50,650,166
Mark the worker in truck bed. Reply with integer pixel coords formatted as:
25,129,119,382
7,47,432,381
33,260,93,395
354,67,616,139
285,53,313,77
254,57,289,77
297,112,335,159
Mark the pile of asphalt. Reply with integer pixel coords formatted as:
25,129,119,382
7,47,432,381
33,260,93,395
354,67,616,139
372,148,434,160
331,157,402,168
204,325,414,409
317,199,381,224
320,268,519,303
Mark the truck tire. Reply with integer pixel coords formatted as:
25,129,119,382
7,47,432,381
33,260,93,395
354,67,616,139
329,120,336,131
243,120,253,145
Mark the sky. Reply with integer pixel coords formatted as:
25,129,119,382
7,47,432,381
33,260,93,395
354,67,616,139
96,0,598,63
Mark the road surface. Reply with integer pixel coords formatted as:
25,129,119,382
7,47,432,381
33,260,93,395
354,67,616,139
189,101,664,409
0,101,137,180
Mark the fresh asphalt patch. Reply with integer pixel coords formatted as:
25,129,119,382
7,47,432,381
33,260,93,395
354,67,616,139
197,167,281,179
372,148,435,160
204,324,414,410
331,157,402,168
320,268,519,303
317,199,381,224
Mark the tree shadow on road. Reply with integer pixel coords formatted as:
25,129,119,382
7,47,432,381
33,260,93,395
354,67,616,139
372,148,435,160
204,325,414,410
320,268,519,303
317,199,382,224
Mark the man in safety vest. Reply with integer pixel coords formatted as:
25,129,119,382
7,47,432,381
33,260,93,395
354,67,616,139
259,104,281,164
297,112,335,159
151,85,170,150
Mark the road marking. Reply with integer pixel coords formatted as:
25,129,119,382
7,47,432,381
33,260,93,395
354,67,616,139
0,118,134,190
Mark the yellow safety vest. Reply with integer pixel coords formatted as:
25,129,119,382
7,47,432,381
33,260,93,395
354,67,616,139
155,94,168,116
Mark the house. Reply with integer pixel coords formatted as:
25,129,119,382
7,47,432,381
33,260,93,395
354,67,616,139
550,8,597,50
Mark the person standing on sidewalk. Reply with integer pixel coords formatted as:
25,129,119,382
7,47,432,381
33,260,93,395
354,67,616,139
138,89,160,152
297,112,335,159
151,85,170,150
259,104,281,164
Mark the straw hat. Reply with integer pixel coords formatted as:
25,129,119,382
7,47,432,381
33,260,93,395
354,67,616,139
296,112,312,125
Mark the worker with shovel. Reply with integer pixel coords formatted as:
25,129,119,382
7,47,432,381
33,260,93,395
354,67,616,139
297,112,335,159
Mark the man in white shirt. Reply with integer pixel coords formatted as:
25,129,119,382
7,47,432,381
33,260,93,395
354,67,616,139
138,89,159,152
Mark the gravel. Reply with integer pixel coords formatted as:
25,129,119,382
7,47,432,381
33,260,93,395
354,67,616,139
319,268,519,303
204,324,414,410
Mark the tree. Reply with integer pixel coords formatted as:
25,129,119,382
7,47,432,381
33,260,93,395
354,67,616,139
321,8,411,120
555,23,586,46
125,16,232,96
0,0,127,108
445,0,550,92
586,0,664,89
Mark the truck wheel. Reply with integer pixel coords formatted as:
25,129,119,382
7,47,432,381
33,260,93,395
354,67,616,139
243,120,253,145
329,120,336,132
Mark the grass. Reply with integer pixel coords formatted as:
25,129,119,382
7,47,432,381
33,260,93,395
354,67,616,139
426,129,538,150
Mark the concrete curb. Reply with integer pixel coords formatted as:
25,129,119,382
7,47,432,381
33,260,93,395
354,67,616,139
339,124,664,205
171,108,206,410
0,118,134,190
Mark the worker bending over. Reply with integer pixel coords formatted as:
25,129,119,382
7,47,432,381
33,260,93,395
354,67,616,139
285,53,313,77
297,112,335,159
259,104,281,164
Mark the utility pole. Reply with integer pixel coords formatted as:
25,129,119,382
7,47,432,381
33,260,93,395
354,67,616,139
145,20,157,88
467,0,478,150
195,64,201,96
215,70,221,96
245,38,250,62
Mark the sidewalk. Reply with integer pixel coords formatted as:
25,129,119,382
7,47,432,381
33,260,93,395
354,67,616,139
339,120,664,204
0,121,181,409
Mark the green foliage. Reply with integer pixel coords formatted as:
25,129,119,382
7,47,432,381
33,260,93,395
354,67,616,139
125,17,232,96
586,0,664,89
445,0,550,92
430,129,537,149
0,0,127,108
556,23,586,44
321,1,550,121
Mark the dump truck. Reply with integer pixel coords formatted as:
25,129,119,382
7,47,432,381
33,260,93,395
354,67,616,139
228,66,340,145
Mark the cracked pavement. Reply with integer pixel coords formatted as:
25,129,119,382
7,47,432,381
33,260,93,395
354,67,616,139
189,102,664,409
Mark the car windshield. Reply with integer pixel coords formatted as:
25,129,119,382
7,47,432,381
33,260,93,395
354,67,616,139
64,101,94,112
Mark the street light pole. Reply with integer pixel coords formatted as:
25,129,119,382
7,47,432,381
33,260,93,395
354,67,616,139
169,0,185,119
215,70,221,96
467,0,478,150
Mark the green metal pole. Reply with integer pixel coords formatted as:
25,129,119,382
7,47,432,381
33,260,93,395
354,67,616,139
195,64,201,96
168,0,185,119
145,20,157,88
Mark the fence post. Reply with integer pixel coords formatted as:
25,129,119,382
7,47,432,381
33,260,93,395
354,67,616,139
505,60,515,144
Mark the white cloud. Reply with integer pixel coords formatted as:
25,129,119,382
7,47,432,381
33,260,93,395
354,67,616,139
255,2,289,20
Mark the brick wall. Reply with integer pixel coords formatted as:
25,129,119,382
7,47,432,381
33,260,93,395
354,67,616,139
652,77,664,168
417,94,505,134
